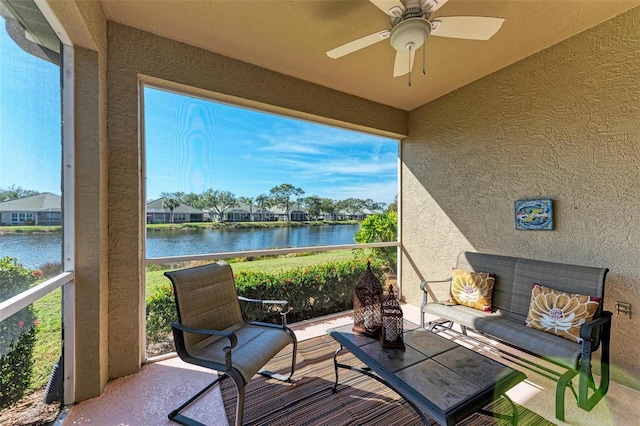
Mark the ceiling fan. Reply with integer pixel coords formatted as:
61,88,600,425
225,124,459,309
326,0,505,83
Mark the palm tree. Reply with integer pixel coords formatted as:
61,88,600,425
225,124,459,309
238,196,255,221
161,194,181,223
255,194,271,221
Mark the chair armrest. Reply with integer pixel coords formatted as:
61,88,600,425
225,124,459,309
171,321,237,370
419,278,452,292
238,296,289,308
238,296,293,327
171,321,238,347
419,277,452,327
579,311,612,343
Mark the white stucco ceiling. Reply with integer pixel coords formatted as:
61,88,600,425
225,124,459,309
100,0,640,111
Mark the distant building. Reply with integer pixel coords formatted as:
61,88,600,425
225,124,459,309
220,201,309,222
0,194,376,226
218,202,380,222
0,192,62,225
251,208,278,222
146,198,204,224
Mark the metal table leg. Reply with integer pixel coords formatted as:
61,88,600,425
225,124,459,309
331,344,431,425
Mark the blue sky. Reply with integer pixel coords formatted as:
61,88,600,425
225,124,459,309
144,88,398,205
0,27,62,195
0,24,398,206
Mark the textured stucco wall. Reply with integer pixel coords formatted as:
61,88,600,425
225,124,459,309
47,0,109,402
106,22,408,381
73,46,109,401
108,23,407,139
401,8,640,389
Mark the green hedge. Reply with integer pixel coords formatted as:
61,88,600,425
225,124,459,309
146,260,384,344
0,257,40,409
146,283,176,344
0,328,37,409
235,260,382,323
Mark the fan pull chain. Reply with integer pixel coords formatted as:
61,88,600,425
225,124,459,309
423,23,427,75
408,45,413,87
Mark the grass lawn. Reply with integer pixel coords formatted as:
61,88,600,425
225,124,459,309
31,289,62,390
0,225,61,234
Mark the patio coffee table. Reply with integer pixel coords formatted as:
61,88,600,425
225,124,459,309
328,323,526,426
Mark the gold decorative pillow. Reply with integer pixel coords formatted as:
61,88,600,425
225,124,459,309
525,283,601,343
449,269,495,312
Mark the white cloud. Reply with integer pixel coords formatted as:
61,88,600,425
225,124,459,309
144,89,399,204
311,180,398,205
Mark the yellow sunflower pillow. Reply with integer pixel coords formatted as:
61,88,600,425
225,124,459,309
449,269,495,312
525,283,601,343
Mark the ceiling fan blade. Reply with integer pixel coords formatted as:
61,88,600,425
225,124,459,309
326,30,390,59
430,16,505,40
393,50,415,77
370,0,404,17
424,0,450,14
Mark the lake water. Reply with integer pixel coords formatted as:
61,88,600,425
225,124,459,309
0,224,360,269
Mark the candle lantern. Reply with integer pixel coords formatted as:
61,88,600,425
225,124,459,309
353,261,383,337
380,284,405,350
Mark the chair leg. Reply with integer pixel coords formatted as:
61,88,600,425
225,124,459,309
556,369,578,422
230,371,246,426
578,313,611,412
168,374,226,426
168,370,248,426
288,331,297,378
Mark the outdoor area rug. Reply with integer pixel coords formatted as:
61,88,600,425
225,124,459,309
220,334,554,426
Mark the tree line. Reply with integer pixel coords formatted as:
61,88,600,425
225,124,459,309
158,183,393,223
0,185,39,202
0,184,397,224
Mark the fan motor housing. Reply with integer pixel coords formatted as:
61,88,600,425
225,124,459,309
389,17,431,52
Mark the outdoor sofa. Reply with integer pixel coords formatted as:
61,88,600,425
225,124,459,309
419,251,611,421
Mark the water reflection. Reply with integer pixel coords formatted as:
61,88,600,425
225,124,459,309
0,224,360,268
145,225,360,257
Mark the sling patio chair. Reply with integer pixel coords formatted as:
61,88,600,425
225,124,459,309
164,261,297,426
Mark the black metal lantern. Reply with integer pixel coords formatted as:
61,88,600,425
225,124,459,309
353,261,383,337
380,284,405,350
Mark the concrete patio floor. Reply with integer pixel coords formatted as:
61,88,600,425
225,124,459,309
62,304,639,425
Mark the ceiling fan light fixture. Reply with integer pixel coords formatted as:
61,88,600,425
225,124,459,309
389,17,431,52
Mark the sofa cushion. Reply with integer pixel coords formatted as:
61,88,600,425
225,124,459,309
525,283,601,343
449,269,495,312
481,317,582,370
425,302,501,331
